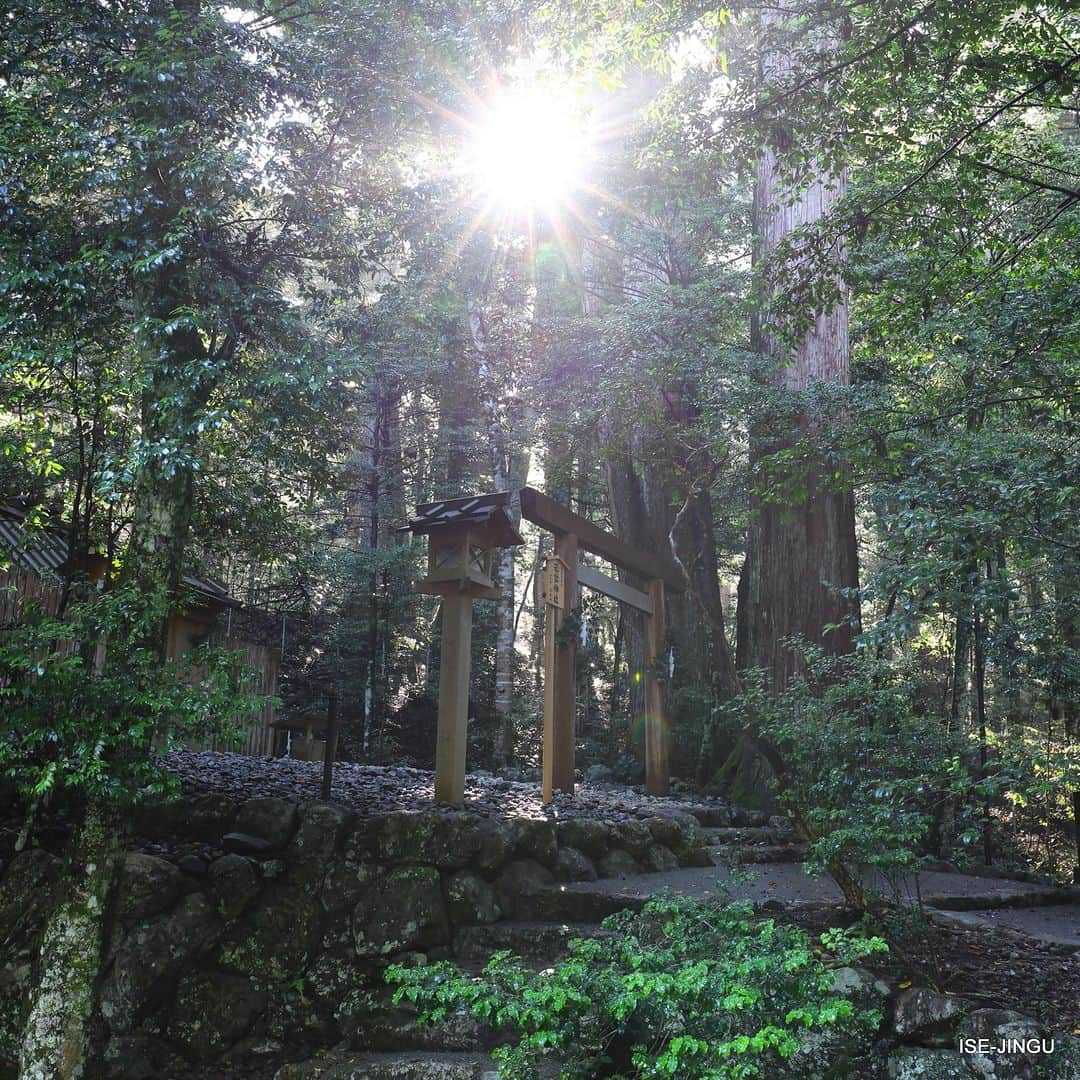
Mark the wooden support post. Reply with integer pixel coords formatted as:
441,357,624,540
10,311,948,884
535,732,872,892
643,579,669,797
542,597,558,804
435,591,473,807
321,688,339,801
553,532,578,793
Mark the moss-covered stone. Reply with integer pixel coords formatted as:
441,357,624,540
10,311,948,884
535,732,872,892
639,844,679,873
100,894,223,1034
644,812,703,854
102,1034,189,1080
218,883,321,982
513,819,558,867
493,859,554,917
473,819,517,874
555,818,610,859
445,870,501,926
289,802,353,886
613,820,653,859
115,854,182,923
377,812,483,870
596,849,642,879
208,853,261,921
553,846,598,883
136,793,236,842
166,971,265,1061
352,866,448,957
235,797,298,849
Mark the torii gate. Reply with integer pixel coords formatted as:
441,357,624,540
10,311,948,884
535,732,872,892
518,487,685,802
404,488,684,807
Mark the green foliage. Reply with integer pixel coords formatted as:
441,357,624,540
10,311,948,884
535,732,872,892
725,649,972,897
387,891,887,1078
0,586,265,804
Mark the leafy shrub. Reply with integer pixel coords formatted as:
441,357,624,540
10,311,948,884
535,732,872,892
723,647,977,907
387,891,887,1078
0,585,265,804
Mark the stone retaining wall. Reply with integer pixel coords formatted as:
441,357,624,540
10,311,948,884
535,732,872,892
0,793,711,1077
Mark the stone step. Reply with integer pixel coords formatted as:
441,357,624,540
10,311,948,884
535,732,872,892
453,920,612,966
710,842,808,865
514,883,648,925
341,996,499,1054
274,1049,500,1079
700,825,795,844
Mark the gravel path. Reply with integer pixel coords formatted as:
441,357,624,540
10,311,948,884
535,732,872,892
161,750,732,823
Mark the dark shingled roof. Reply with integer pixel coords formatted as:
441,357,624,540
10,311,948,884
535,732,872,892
401,491,523,547
0,503,239,607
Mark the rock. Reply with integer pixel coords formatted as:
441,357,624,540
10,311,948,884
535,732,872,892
353,866,449,957
343,816,384,864
100,894,222,1032
116,853,183,922
830,966,889,1001
613,820,653,859
922,859,959,874
493,859,554,917
644,812,702,854
554,845,598,883
555,818,610,859
768,814,796,839
893,987,969,1047
102,1034,189,1079
208,853,261,920
290,801,353,884
959,1008,1048,1079
177,854,208,876
136,792,236,841
167,970,266,1061
303,948,380,1017
378,812,482,870
780,1026,859,1078
514,819,557,868
445,870,502,926
473,819,517,874
222,832,276,856
0,848,63,947
690,804,733,828
340,989,490,1052
640,844,680,873
585,764,613,783
730,806,769,828
887,1048,970,1079
235,797,298,848
219,883,322,981
596,849,642,879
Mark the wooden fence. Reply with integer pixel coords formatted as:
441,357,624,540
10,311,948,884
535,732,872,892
0,567,65,626
0,569,278,758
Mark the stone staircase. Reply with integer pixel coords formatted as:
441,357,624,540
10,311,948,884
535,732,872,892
273,809,805,1078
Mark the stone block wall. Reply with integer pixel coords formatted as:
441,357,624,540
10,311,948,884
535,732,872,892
0,793,709,1077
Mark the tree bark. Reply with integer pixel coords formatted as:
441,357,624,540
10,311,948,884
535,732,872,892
737,6,860,691
19,804,124,1080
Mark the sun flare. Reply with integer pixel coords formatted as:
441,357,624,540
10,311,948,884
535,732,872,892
465,86,589,214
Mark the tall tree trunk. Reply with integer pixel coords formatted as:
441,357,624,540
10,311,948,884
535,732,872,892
19,805,123,1080
737,7,859,690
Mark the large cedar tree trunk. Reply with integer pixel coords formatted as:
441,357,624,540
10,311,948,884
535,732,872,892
737,9,859,690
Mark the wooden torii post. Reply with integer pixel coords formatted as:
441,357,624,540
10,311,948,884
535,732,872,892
519,487,685,800
403,493,524,807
